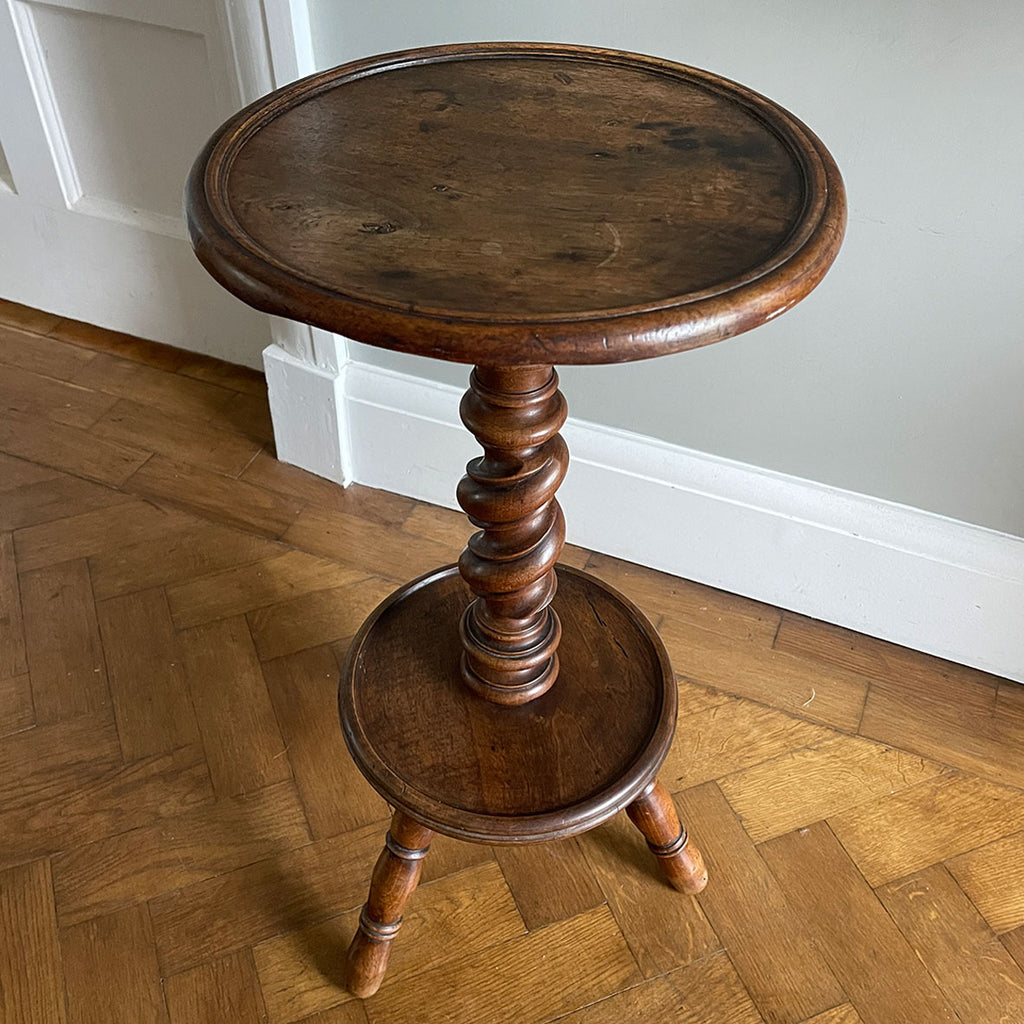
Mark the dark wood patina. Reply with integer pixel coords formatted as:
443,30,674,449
185,41,845,1000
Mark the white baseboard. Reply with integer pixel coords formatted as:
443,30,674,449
274,353,1024,684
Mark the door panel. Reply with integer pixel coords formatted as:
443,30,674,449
0,0,273,366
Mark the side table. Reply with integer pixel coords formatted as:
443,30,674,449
186,42,845,999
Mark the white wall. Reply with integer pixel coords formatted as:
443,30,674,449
307,0,1024,538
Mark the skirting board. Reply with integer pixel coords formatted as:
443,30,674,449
269,349,1024,685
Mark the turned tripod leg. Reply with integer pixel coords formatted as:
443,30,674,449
345,811,434,998
626,780,708,894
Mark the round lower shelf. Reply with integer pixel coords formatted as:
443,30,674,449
339,564,677,843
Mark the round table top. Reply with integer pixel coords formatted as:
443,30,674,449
187,42,845,365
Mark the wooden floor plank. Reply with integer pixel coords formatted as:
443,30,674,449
555,950,764,1024
247,576,396,661
164,951,267,1024
364,905,640,1024
800,1008,863,1024
253,862,524,1024
96,587,200,761
0,859,67,1024
282,505,456,583
657,616,869,733
61,904,168,1024
717,734,943,844
70,350,236,420
14,500,191,573
0,471,133,532
0,531,27,679
877,864,1024,1024
20,559,109,724
217,390,274,443
0,321,96,383
175,352,266,394
261,646,388,839
91,398,262,477
661,698,837,793
53,779,310,928
167,549,364,630
827,769,1024,887
860,670,1024,790
759,822,958,1024
1,727,212,870
180,616,290,798
0,297,63,334
0,361,118,430
149,823,389,976
1002,926,1024,970
586,549,782,644
240,452,415,523
125,455,305,539
674,782,843,1024
946,829,1024,934
0,672,33,737
0,450,61,491
493,838,605,932
577,810,720,978
89,518,280,601
0,407,149,486
47,317,192,372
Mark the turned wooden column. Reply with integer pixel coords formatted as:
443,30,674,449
456,365,569,705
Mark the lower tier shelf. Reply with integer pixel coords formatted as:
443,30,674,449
339,564,677,843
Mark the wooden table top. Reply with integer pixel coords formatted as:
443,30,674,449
187,42,845,365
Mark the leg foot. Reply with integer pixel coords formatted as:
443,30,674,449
345,811,433,998
626,780,708,894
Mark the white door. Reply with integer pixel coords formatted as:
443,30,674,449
0,0,307,367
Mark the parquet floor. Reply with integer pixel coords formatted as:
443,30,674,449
1,298,1023,1024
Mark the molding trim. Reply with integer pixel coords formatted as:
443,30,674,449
275,354,1024,684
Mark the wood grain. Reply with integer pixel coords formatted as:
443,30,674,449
91,398,261,477
675,782,842,1024
52,779,311,927
96,587,200,760
70,350,236,420
262,645,388,838
365,905,640,1024
254,862,523,1023
493,839,605,932
0,406,149,485
247,576,397,661
578,810,719,977
125,455,304,538
0,672,33,737
556,950,763,1023
167,549,363,630
1003,926,1024,971
14,500,191,573
658,615,868,732
282,505,456,582
661,698,836,792
20,558,109,724
587,550,782,644
164,951,267,1024
877,864,1024,1024
0,859,66,1024
0,321,94,379
860,670,1024,790
0,531,27,679
946,830,1024,934
180,615,289,797
717,734,943,843
0,470,131,532
827,769,1024,887
61,904,168,1024
0,361,117,429
759,822,958,1024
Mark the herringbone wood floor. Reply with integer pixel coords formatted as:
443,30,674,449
1,298,1023,1024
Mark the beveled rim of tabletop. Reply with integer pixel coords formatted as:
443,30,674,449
186,41,846,365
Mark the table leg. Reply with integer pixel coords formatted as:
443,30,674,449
345,811,434,998
626,779,709,894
